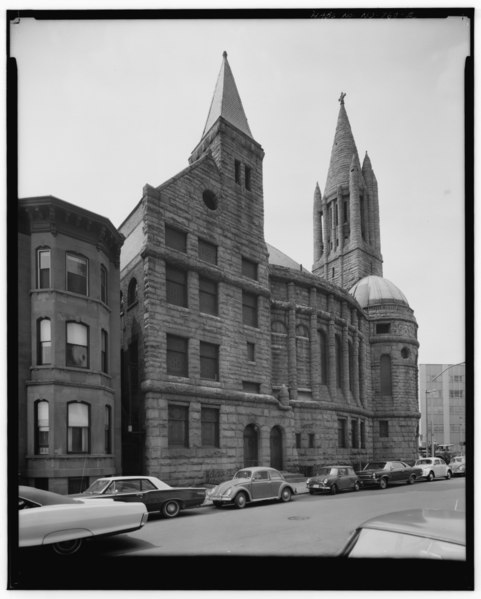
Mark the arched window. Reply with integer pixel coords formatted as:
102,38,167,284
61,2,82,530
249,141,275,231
127,278,138,306
335,335,343,388
34,400,49,454
67,402,90,453
319,330,328,384
37,318,51,365
380,354,392,395
66,322,89,368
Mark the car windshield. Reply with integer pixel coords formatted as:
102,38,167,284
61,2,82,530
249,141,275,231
317,467,338,476
364,462,387,470
82,479,111,494
234,470,252,480
415,459,432,465
452,457,464,463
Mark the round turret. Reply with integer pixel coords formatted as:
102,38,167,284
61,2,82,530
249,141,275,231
349,275,409,308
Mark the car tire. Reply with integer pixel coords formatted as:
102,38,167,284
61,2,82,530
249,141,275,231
427,471,434,482
234,492,247,509
407,474,416,485
353,482,360,492
51,538,84,556
379,478,388,490
446,470,452,480
330,484,337,495
280,487,292,503
162,500,181,518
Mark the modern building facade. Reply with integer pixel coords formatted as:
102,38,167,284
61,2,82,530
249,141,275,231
118,52,420,485
17,196,124,493
419,363,466,455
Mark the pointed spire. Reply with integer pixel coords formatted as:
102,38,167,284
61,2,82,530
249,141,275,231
324,94,360,197
202,51,253,139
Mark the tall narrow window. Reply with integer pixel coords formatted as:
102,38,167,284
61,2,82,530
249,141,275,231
348,342,354,392
380,354,392,395
234,159,241,184
100,265,108,304
338,418,347,448
319,330,328,384
201,407,220,447
351,419,359,448
127,278,138,306
245,165,252,190
200,342,219,380
105,405,112,454
335,335,343,388
246,342,255,362
66,253,88,295
101,329,108,373
379,420,389,438
199,277,218,315
166,265,188,307
66,322,89,368
360,421,366,449
37,318,51,365
168,404,189,447
67,402,90,453
34,400,49,455
167,335,188,377
37,249,51,289
242,291,258,327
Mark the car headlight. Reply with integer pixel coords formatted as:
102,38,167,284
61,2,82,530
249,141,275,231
222,488,233,497
372,473,377,479
323,478,329,484
306,478,311,484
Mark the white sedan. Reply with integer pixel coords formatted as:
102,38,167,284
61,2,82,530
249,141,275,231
19,485,148,555
414,457,452,481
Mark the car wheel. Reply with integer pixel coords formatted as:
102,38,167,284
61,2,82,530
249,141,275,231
427,471,434,482
280,487,292,503
330,484,337,495
446,470,452,480
354,481,360,492
51,538,84,556
162,500,181,518
234,492,247,509
379,478,388,490
407,474,415,485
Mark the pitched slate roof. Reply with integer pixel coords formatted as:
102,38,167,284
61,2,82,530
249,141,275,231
202,51,253,139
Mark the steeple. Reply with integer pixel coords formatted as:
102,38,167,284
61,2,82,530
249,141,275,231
324,92,360,197
202,51,253,139
312,94,383,289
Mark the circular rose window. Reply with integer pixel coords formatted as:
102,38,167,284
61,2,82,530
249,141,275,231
202,189,218,210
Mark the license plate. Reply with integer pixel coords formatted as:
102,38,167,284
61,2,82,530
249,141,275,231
312,484,320,488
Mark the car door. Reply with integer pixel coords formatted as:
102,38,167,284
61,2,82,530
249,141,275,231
345,467,357,489
434,459,446,477
251,470,273,500
109,479,145,505
390,462,405,483
337,468,348,490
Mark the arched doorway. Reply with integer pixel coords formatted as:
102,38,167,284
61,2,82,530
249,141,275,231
243,424,259,467
270,426,283,471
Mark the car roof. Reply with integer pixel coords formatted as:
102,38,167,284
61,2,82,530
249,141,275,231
94,475,159,481
358,509,465,545
237,466,279,472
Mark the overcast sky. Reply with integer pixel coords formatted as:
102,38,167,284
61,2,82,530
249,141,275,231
10,11,470,366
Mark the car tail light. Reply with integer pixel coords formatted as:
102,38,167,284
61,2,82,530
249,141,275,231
141,512,149,526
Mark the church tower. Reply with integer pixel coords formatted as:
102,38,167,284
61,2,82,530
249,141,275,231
313,94,383,290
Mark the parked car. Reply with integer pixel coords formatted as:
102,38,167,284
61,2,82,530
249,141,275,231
356,461,422,489
414,457,452,481
450,455,466,476
306,465,360,495
19,485,148,556
209,467,296,508
73,476,206,518
339,508,465,559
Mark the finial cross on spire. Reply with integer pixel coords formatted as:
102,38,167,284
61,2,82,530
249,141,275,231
339,92,346,104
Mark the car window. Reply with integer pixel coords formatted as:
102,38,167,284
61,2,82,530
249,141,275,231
141,479,158,491
269,471,283,480
347,468,355,476
234,470,252,480
416,459,431,465
364,462,387,470
112,480,141,493
253,471,269,480
339,469,347,476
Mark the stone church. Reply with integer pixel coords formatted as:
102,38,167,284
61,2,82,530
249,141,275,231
119,52,420,485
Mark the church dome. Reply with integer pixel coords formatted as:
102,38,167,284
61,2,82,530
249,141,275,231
349,275,409,308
